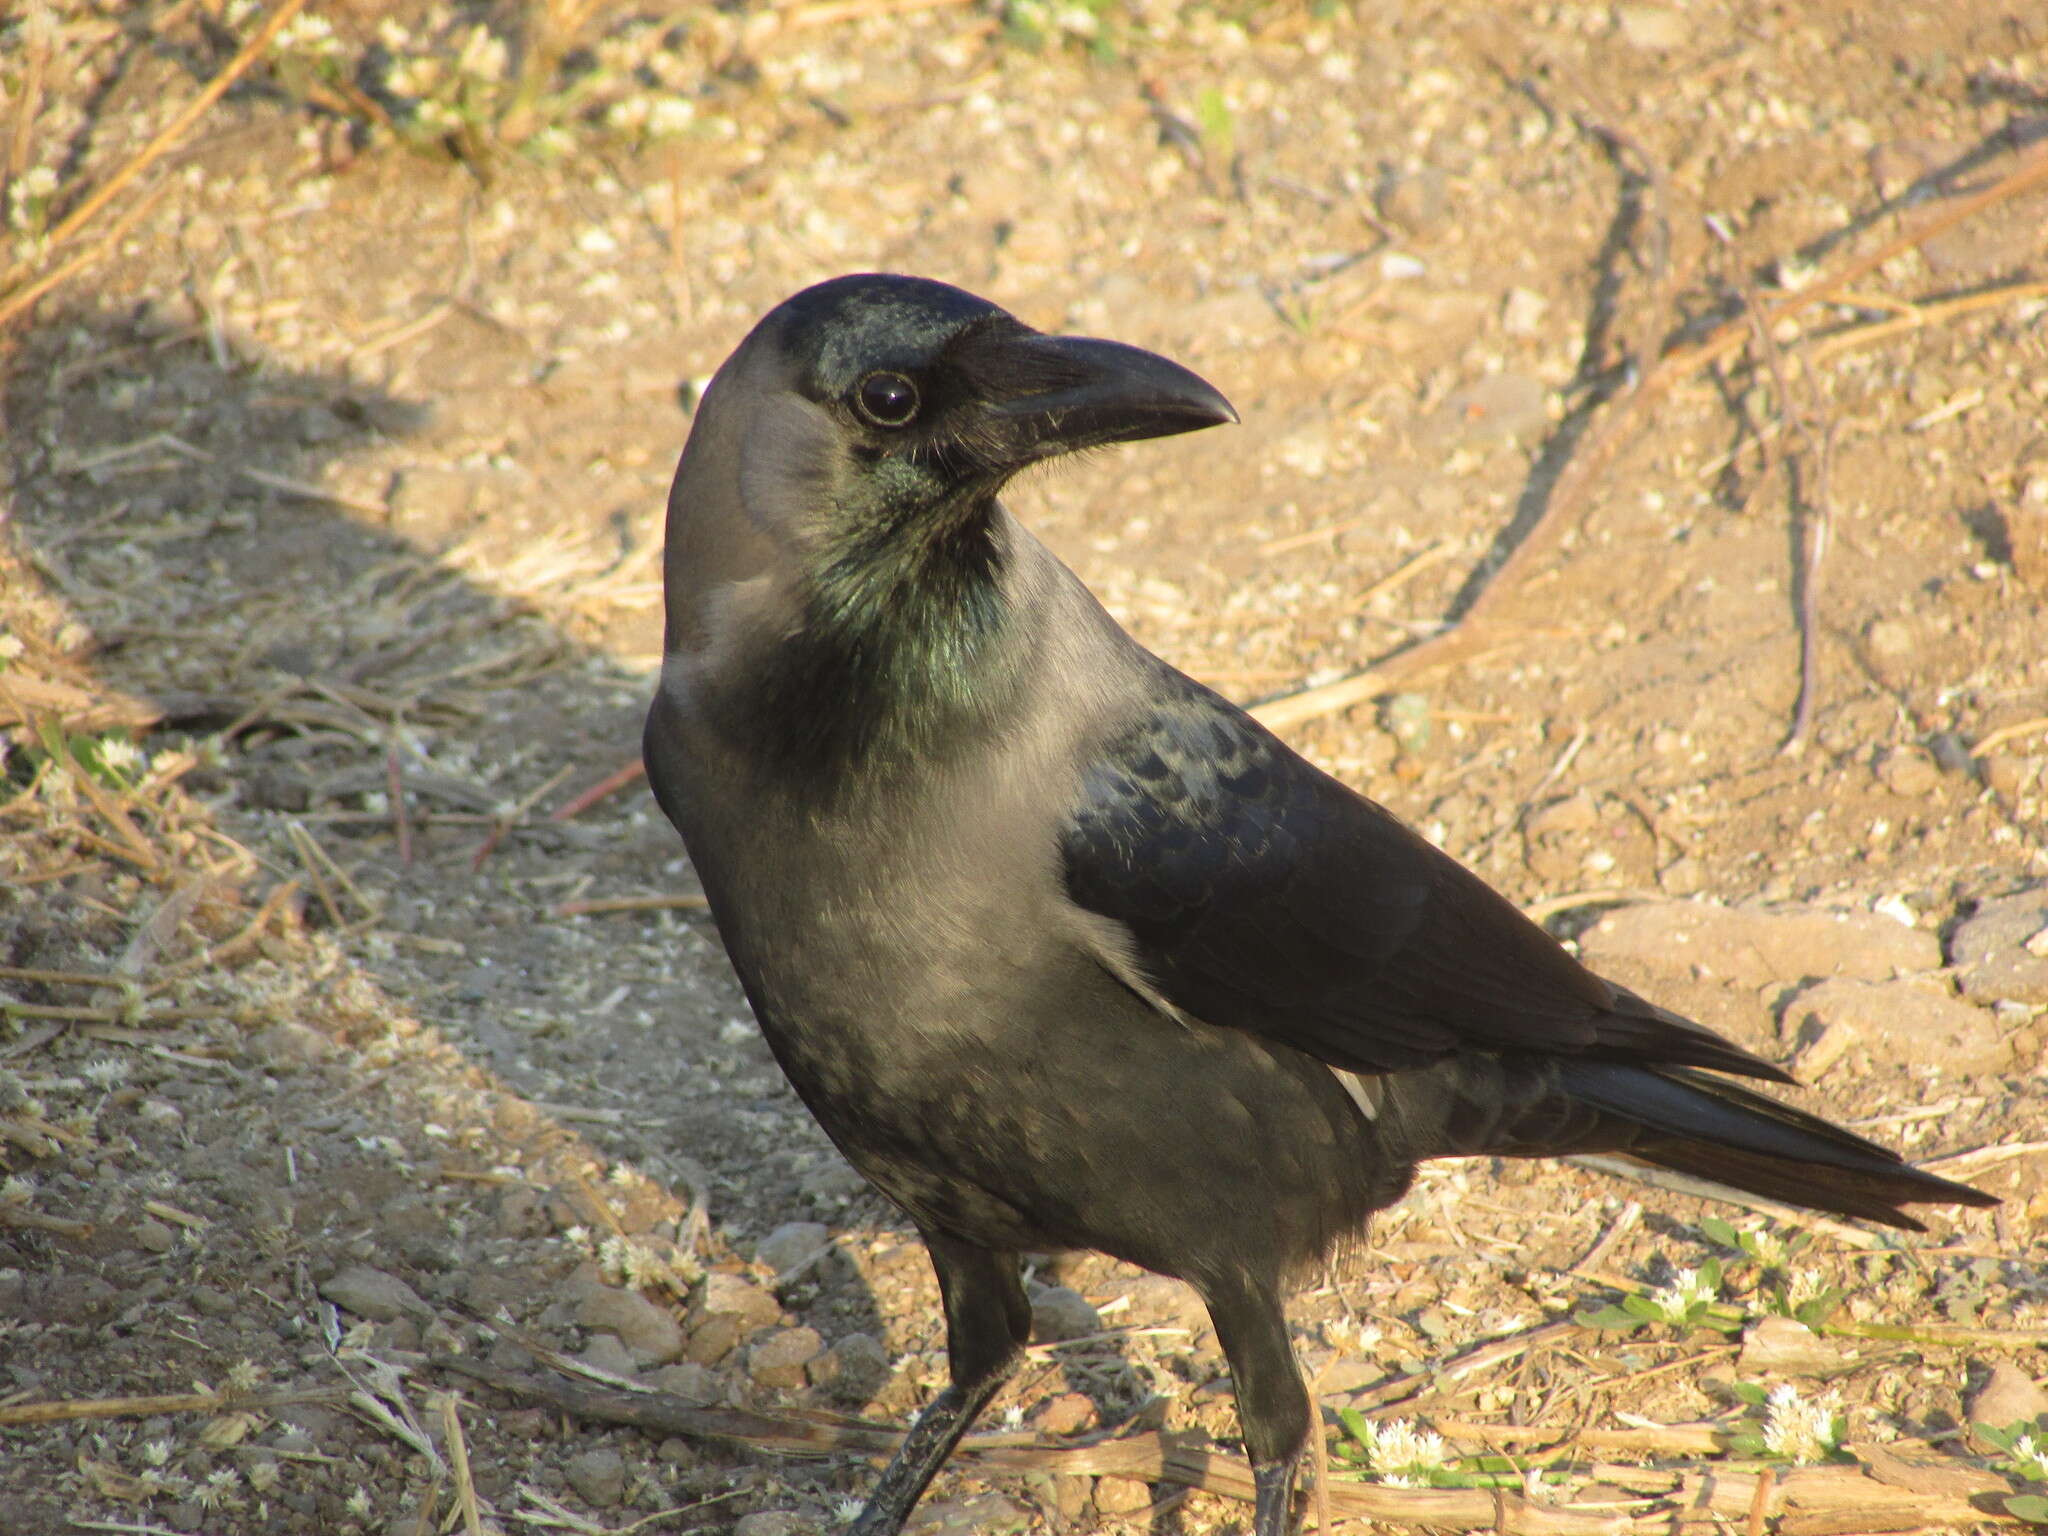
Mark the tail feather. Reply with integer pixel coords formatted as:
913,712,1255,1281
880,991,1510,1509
1555,1061,1998,1230
1382,1055,1998,1231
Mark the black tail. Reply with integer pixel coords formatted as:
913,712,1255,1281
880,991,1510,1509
1553,1062,1997,1230
1383,1056,1997,1231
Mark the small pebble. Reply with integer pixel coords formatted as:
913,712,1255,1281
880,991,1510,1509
748,1326,823,1389
562,1447,626,1508
318,1265,428,1323
1029,1284,1102,1343
755,1220,831,1276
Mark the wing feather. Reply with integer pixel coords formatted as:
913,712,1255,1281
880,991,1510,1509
1060,670,1788,1082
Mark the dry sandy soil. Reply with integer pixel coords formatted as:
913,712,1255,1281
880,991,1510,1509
3,2,2048,1533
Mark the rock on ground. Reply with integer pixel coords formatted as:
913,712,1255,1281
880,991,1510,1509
1951,889,2048,1005
562,1446,626,1508
1785,976,2011,1074
318,1265,428,1323
1028,1283,1103,1342
574,1277,684,1366
1579,900,1942,989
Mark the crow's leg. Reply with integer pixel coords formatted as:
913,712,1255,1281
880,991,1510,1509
846,1233,1029,1536
1202,1273,1308,1536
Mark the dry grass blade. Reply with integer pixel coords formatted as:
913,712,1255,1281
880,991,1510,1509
5,0,53,186
0,0,313,302
438,1393,485,1536
1810,280,2048,365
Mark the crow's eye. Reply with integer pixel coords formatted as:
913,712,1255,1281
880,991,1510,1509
855,371,920,428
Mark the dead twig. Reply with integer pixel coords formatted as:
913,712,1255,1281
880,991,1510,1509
431,1355,1627,1534
470,764,575,872
1708,217,1838,754
0,965,148,990
1745,1465,1776,1536
549,759,647,822
387,744,413,867
552,893,710,918
1972,718,2048,757
237,466,392,518
0,1385,345,1428
1253,141,2048,734
167,877,302,973
0,1204,93,1238
1782,416,1836,754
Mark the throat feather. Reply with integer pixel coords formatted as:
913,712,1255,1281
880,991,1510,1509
753,505,1011,774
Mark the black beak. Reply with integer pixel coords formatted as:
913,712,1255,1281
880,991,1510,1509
982,332,1236,464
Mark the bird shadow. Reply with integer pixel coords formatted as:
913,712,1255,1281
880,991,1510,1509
1,302,928,1474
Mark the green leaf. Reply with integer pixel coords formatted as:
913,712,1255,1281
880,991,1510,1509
1977,1422,2021,1453
1335,1407,1374,1450
1574,1304,1644,1331
1701,1216,1740,1248
1794,1291,1842,1328
1455,1456,1522,1474
1195,86,1235,158
1729,1381,1770,1407
1700,1257,1723,1290
2005,1493,2048,1524
1621,1294,1664,1322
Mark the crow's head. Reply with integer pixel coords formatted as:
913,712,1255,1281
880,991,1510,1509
661,275,1233,766
676,274,1234,569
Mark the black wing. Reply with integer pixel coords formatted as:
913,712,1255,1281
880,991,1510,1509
1060,670,1788,1081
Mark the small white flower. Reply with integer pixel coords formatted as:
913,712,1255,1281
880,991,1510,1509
386,56,443,97
346,1485,373,1519
1763,1383,1840,1462
376,19,413,50
0,633,23,660
82,1055,132,1087
455,25,508,83
196,1468,241,1508
275,14,341,56
646,97,696,137
1361,1417,1447,1484
1650,1267,1715,1322
1784,1268,1827,1307
2010,1433,2048,1481
412,98,465,136
141,1438,173,1467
